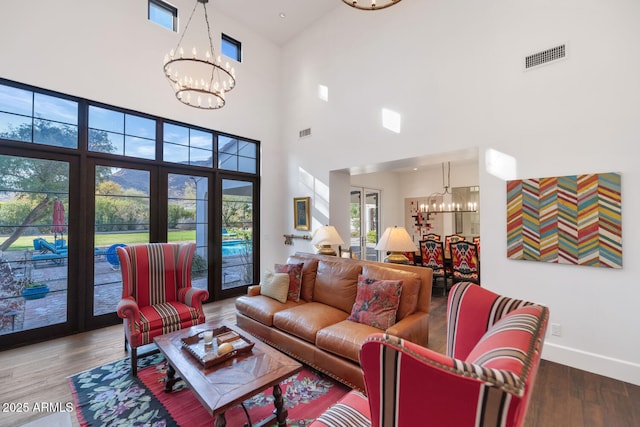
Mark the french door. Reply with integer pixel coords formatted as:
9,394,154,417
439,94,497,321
350,187,380,261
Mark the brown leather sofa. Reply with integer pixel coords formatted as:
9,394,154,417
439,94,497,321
235,252,433,391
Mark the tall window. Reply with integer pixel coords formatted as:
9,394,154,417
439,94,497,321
93,166,150,316
0,78,260,348
0,155,70,335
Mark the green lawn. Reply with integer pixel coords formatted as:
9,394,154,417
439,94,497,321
2,230,197,252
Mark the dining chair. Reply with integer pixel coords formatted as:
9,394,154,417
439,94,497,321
422,233,441,242
450,240,480,285
444,234,465,260
419,239,448,295
473,235,481,257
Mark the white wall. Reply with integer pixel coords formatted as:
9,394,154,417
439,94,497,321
1,0,289,271
282,0,640,384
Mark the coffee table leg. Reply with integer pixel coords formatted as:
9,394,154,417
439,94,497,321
214,413,226,427
164,363,178,392
273,383,288,427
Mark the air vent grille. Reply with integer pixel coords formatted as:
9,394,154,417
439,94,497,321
299,128,311,138
525,44,566,69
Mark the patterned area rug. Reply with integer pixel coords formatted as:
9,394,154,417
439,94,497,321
68,353,349,426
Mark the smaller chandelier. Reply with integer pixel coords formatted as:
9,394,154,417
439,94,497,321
163,0,235,110
342,0,402,11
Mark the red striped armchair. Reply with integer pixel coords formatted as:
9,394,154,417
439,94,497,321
312,282,549,427
116,242,209,375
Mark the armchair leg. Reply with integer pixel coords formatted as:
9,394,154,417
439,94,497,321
131,346,138,377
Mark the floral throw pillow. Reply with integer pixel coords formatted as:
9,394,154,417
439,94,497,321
274,263,304,302
348,275,403,330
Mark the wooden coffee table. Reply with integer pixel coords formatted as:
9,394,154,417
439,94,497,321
154,320,302,427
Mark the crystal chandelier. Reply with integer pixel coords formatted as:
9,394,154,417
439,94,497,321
342,0,402,11
163,0,235,110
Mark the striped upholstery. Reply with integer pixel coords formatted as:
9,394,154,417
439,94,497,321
116,242,208,375
311,282,548,427
312,391,371,427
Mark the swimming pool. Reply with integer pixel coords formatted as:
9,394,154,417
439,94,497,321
222,239,251,257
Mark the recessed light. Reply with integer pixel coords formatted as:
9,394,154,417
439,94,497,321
279,12,286,18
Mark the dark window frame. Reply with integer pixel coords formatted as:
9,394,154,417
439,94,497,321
221,33,242,62
0,77,260,349
149,0,178,32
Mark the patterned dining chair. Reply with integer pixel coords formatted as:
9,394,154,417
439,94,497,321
450,240,480,285
419,239,448,295
444,234,465,260
116,242,209,376
473,236,481,257
422,233,441,242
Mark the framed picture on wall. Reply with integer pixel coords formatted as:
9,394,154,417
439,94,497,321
294,197,311,230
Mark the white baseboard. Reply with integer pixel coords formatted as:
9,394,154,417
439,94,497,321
542,343,640,386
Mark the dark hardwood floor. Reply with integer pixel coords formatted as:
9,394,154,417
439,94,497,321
0,293,638,426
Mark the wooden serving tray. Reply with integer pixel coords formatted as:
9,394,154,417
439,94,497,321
181,325,255,369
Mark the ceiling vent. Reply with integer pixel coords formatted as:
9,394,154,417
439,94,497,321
299,128,311,139
525,44,566,70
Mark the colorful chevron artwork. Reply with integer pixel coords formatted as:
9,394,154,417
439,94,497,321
506,172,621,268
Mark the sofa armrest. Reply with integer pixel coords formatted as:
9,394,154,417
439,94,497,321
385,311,429,347
247,284,261,296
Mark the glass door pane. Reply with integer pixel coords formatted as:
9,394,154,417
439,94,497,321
221,179,253,291
0,155,69,335
93,165,150,316
350,187,380,261
168,173,208,292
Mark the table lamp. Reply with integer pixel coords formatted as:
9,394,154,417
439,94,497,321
310,225,344,256
375,226,418,264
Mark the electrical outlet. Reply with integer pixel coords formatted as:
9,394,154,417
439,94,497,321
551,323,562,337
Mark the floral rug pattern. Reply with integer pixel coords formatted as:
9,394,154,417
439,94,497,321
68,353,347,427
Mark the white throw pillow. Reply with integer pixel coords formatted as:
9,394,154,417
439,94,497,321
260,270,290,303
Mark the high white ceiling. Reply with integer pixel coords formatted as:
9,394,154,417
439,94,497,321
212,1,341,46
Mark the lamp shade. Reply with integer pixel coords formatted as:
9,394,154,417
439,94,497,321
375,226,418,253
310,225,344,246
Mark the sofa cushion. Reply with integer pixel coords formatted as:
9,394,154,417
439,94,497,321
273,302,349,343
275,262,304,302
235,295,304,326
465,305,544,381
348,275,402,330
287,256,319,302
316,320,381,363
260,271,290,303
362,264,421,321
313,260,361,313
